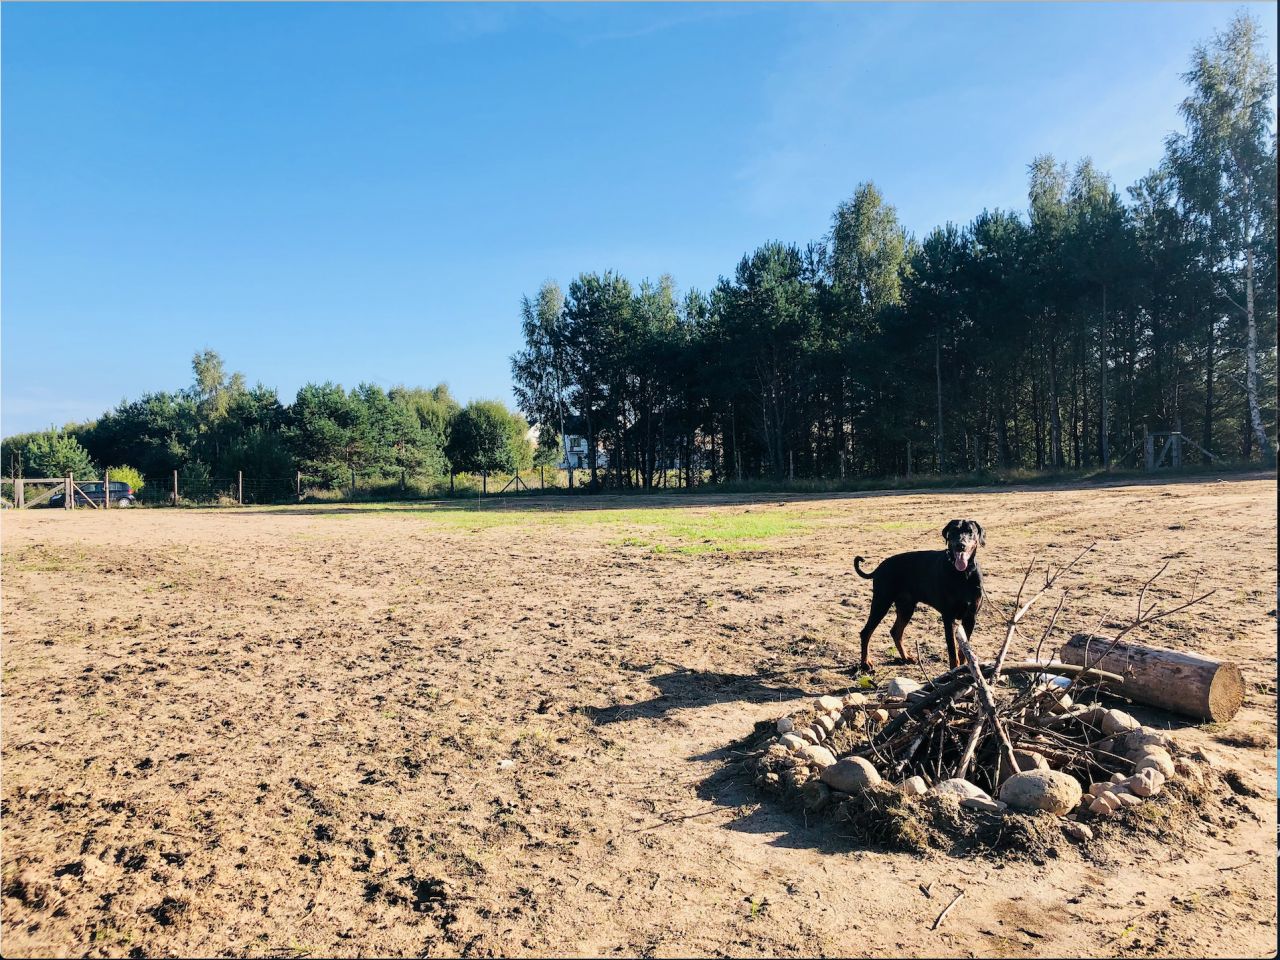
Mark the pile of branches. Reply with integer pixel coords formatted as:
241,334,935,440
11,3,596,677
854,545,1212,796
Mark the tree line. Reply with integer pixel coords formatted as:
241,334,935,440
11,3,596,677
2,349,546,493
512,13,1277,488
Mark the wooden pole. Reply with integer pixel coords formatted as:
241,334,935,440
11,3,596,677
350,467,356,499
16,478,23,510
66,473,73,510
906,440,912,478
173,469,179,506
105,469,110,508
1061,633,1244,722
238,470,243,505
296,470,302,500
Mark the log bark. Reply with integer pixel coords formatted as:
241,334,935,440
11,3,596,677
1061,633,1244,722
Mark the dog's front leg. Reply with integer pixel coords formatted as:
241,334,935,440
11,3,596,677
942,618,960,669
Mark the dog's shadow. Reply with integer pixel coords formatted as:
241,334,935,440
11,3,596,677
583,665,814,726
583,652,938,727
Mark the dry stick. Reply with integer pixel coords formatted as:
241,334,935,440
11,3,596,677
932,890,965,930
1032,591,1069,669
953,714,988,781
1003,718,1134,770
993,544,1094,675
955,624,1021,776
958,545,1094,784
867,662,1120,755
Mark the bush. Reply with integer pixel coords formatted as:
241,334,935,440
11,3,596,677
104,465,145,493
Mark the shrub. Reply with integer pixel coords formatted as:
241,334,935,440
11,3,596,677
104,465,145,493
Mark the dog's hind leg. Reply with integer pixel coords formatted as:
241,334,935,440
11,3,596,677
889,600,917,663
858,590,894,671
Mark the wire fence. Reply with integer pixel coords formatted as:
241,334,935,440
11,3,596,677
135,475,299,506
127,468,579,507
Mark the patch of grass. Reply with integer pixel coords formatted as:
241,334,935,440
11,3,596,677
259,500,816,553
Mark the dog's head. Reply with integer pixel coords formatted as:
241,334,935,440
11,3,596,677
942,519,985,573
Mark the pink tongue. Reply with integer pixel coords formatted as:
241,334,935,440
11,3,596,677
954,553,968,572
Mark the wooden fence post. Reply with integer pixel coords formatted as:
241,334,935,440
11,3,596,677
15,478,23,509
66,473,73,510
173,470,179,506
482,471,487,495
350,467,356,499
1143,426,1154,471
296,471,302,501
906,441,913,478
105,469,111,508
238,470,243,505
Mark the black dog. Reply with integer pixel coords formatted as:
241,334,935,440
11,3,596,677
852,519,985,671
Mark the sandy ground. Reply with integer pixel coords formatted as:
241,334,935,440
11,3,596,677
2,474,1276,958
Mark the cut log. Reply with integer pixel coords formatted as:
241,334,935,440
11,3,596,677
1061,634,1244,722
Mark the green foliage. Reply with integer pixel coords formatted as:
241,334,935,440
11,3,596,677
446,400,529,476
104,465,145,493
283,382,369,487
16,430,98,479
221,429,293,478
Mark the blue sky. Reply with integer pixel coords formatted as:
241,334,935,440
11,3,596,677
2,2,1274,437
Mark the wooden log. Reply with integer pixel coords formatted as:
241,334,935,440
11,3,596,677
1061,633,1244,722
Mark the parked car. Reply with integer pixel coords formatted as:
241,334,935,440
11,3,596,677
47,480,136,508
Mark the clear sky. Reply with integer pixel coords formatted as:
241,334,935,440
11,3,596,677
2,2,1274,437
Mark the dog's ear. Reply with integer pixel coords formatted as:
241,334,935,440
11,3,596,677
972,520,985,546
941,519,959,540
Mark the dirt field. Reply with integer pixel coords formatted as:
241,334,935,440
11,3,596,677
2,475,1276,958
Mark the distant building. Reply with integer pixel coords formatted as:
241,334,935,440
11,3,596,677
528,417,608,471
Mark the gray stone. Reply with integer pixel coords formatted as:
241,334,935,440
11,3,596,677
799,744,837,769
960,796,1007,813
901,776,928,797
776,716,795,735
933,778,989,801
1101,709,1140,736
998,769,1083,815
885,677,922,698
1135,750,1175,778
820,757,881,792
1062,821,1094,842
779,733,807,752
1120,727,1174,756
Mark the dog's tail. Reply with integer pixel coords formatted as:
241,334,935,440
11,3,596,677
853,556,876,579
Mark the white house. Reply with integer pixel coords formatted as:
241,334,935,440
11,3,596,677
527,420,608,471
